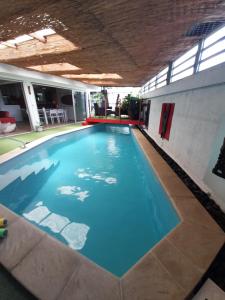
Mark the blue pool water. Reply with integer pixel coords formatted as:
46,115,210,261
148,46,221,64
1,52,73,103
0,125,179,276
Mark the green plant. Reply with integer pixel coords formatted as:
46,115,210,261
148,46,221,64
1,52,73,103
121,94,140,119
121,97,129,113
91,92,104,103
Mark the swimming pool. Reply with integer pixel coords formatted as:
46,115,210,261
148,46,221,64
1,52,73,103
0,125,179,276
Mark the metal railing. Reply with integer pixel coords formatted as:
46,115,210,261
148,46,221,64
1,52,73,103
140,24,225,95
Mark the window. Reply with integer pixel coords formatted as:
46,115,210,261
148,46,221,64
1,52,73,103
157,67,168,78
156,67,168,88
199,25,225,71
172,57,195,76
141,24,225,94
173,46,198,68
171,67,194,82
204,26,225,48
156,81,167,88
171,45,197,82
201,39,225,61
199,52,225,71
149,76,157,91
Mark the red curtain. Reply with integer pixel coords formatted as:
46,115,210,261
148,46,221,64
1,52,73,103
158,103,175,140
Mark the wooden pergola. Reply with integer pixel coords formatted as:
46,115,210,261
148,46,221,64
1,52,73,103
0,0,225,86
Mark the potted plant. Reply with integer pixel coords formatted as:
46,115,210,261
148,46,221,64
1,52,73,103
123,94,141,120
90,92,105,116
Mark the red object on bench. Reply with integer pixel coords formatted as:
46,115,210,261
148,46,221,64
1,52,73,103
0,117,16,124
0,111,16,123
0,111,10,118
0,111,16,133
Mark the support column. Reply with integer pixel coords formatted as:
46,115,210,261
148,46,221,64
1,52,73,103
72,90,77,123
22,81,40,130
166,61,173,85
194,39,204,74
85,91,91,117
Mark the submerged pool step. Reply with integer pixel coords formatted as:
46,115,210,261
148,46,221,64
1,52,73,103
0,163,60,215
0,160,58,190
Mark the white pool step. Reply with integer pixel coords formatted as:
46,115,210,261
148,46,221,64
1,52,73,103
0,159,57,191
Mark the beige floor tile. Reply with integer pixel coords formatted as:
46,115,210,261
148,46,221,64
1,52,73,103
171,196,223,233
151,159,176,175
160,175,194,198
12,235,82,300
57,257,121,300
0,204,19,224
140,145,162,163
192,279,225,300
121,252,186,300
167,222,225,272
0,217,45,270
152,238,203,294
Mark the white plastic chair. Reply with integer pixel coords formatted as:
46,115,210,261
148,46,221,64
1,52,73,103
38,108,48,125
57,109,66,123
49,109,60,124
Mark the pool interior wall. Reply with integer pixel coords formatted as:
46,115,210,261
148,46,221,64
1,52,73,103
0,125,180,276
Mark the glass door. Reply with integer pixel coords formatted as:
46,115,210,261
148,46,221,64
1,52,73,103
74,92,87,122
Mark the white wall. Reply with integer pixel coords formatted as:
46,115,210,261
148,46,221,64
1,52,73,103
142,63,225,211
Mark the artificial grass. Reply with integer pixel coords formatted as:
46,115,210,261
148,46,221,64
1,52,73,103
0,124,82,155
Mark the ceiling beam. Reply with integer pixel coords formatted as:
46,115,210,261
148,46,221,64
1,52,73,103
29,33,47,43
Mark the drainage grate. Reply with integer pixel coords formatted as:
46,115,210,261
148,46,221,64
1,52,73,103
186,21,225,37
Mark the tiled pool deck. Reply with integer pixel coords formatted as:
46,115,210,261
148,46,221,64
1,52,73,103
0,126,224,300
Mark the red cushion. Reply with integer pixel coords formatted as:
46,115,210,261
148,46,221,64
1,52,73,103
0,111,10,118
0,117,16,124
